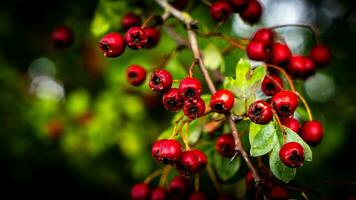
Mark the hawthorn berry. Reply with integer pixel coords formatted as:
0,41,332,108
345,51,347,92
183,97,206,119
281,117,300,133
310,44,331,67
247,100,273,125
210,89,235,113
169,0,189,10
150,187,167,200
268,43,292,67
121,13,142,31
271,91,299,118
240,0,262,24
126,65,147,86
228,0,249,13
125,26,148,50
51,25,74,49
99,32,126,57
210,1,233,22
176,149,208,176
144,27,161,49
179,77,203,101
261,74,284,96
130,183,150,200
152,139,182,165
189,192,207,200
268,184,289,200
279,142,305,168
247,40,267,61
300,120,324,146
216,134,236,158
245,171,254,190
287,56,316,79
252,28,274,48
168,176,192,198
162,88,184,112
149,69,173,92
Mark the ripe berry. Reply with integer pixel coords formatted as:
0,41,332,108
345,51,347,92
310,44,331,67
121,13,142,31
228,0,248,13
252,28,274,48
130,183,150,200
216,134,236,158
149,69,173,92
189,192,207,200
281,117,300,133
144,27,161,49
183,98,206,119
51,26,74,49
170,0,189,10
245,171,254,190
125,27,148,50
247,100,273,125
210,89,235,113
247,40,267,61
271,91,299,118
99,32,126,57
152,139,182,165
268,43,292,67
240,0,262,24
268,184,289,200
176,149,208,176
279,142,304,168
179,77,203,101
300,120,324,146
287,56,316,79
126,65,147,86
150,187,167,200
261,74,284,96
162,88,184,112
168,176,192,198
210,1,233,22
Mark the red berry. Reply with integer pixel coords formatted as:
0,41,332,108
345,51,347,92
170,0,189,10
179,77,203,101
240,0,262,24
189,192,207,200
122,13,142,31
287,56,316,79
162,88,184,112
245,171,254,190
247,100,273,125
268,43,292,67
126,65,147,86
252,28,274,48
144,28,161,49
268,184,289,200
310,44,331,67
176,149,208,176
183,98,206,119
228,0,249,13
300,120,324,146
168,176,192,198
150,187,167,200
210,89,235,113
130,183,150,200
99,32,126,57
125,27,148,50
247,40,267,61
261,74,284,96
215,134,236,158
281,117,300,133
279,142,304,168
271,91,299,118
152,139,182,165
149,69,173,92
51,25,74,49
210,1,233,22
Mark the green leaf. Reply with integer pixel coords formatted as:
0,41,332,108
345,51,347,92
250,123,278,157
91,13,111,37
203,44,225,72
284,127,313,161
214,154,241,181
269,142,296,183
188,119,203,145
196,141,215,165
157,126,174,140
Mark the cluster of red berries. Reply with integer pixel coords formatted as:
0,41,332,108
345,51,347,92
210,0,263,24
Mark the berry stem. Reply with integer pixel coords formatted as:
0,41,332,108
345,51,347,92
207,165,222,192
159,165,172,187
273,110,287,144
266,74,284,90
143,168,163,184
201,0,212,6
141,14,156,29
194,174,200,192
198,32,247,50
296,92,313,121
269,23,321,44
188,59,199,77
266,64,296,92
170,114,184,138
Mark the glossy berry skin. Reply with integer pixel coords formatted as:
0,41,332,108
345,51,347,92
150,187,167,200
271,91,299,118
183,98,206,119
168,176,192,198
210,89,235,113
210,1,233,22
279,142,305,168
268,184,289,200
228,0,248,13
281,117,300,133
51,25,74,49
240,0,262,24
176,149,208,176
245,171,254,190
216,134,236,158
268,43,292,67
252,28,274,48
144,28,160,49
126,65,147,86
247,100,273,125
152,139,182,165
287,56,316,79
125,27,148,50
149,69,173,92
300,120,324,146
170,0,189,10
99,32,126,57
310,44,331,67
179,77,203,101
121,13,142,31
247,40,267,61
130,183,150,200
162,88,184,112
189,192,208,200
261,74,284,96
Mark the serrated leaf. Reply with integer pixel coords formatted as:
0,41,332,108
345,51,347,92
269,143,296,183
214,154,241,181
250,123,278,157
203,44,225,72
284,127,313,161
